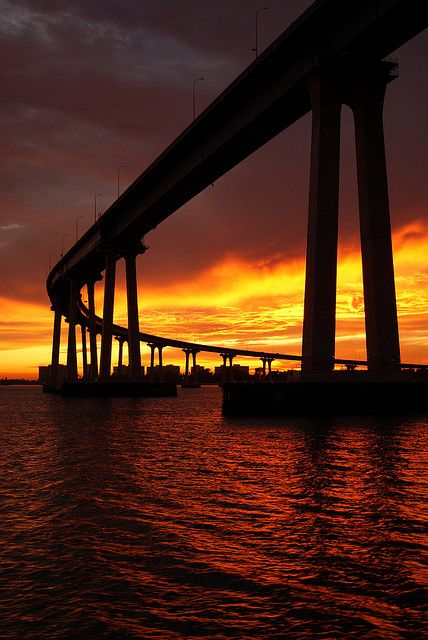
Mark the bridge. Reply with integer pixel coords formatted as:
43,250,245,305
46,0,428,402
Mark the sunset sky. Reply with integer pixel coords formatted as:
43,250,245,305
0,0,427,378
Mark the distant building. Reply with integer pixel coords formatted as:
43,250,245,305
146,364,181,382
214,363,250,382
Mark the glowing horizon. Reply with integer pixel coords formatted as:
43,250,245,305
1,219,427,379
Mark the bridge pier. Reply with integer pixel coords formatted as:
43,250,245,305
66,279,79,381
183,348,191,383
87,279,99,380
80,324,88,378
115,336,126,376
349,67,401,371
261,356,274,381
99,251,117,379
49,307,62,386
302,74,341,374
125,246,143,378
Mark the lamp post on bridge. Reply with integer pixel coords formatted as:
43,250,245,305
252,7,269,59
94,192,102,223
117,165,127,198
60,233,69,258
193,77,204,121
75,215,84,241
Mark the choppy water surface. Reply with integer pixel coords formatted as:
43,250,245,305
0,385,426,639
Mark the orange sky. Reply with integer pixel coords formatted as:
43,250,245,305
1,219,427,379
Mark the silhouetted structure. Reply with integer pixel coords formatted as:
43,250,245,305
44,0,428,407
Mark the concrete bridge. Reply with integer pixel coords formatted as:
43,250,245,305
46,0,428,392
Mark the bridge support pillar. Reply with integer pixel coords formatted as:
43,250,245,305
350,70,400,371
66,279,79,381
302,75,341,373
125,250,142,378
220,353,228,383
158,345,164,382
115,336,126,376
183,348,191,383
87,280,99,380
49,307,62,386
228,354,235,382
99,252,117,379
81,324,88,378
191,350,199,385
261,356,274,381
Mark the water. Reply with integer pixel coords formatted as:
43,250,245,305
0,385,426,639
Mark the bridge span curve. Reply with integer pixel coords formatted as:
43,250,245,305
46,0,428,387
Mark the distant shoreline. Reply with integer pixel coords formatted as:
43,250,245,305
0,379,40,385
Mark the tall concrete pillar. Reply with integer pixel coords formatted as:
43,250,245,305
81,324,88,378
66,279,79,381
148,343,156,380
116,336,125,375
50,307,62,385
228,355,234,382
220,353,228,383
87,280,98,380
302,75,342,373
125,251,141,378
261,357,267,380
350,68,401,371
191,350,199,384
183,348,191,382
158,346,164,382
99,251,117,379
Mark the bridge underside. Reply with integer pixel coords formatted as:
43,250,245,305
45,0,428,401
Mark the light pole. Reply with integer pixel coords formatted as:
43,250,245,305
252,7,269,58
61,233,69,258
117,165,127,198
75,215,84,241
94,192,102,223
193,77,204,121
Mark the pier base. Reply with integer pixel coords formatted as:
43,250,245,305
222,374,428,416
58,380,177,398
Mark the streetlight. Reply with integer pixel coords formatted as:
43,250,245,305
94,192,102,223
193,77,204,121
75,215,84,241
252,7,269,58
117,165,127,198
60,233,69,258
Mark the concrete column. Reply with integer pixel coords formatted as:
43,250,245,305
66,279,79,381
148,343,156,380
261,357,267,379
350,70,400,371
228,355,234,382
302,75,342,373
116,336,125,375
99,251,117,379
87,280,98,380
220,353,228,383
158,346,164,382
50,307,62,385
191,350,199,384
267,358,273,381
183,348,191,382
125,251,141,378
81,325,88,378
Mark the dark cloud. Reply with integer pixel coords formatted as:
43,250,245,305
0,0,426,306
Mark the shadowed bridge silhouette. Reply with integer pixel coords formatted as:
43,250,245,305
45,0,428,411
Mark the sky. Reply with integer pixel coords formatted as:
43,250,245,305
0,0,427,378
